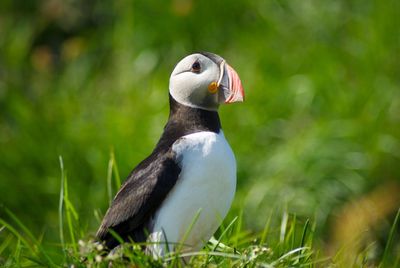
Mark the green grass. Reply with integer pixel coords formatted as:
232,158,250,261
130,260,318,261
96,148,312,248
0,157,399,267
0,205,317,267
1,205,399,267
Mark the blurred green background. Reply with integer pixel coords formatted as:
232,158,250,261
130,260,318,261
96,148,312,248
1,0,399,261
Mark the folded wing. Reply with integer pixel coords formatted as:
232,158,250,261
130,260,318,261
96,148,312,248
96,148,181,249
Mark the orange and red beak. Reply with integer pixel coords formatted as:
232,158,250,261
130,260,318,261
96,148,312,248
217,61,245,104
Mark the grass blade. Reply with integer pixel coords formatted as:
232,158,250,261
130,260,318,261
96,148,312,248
233,209,243,248
58,156,65,250
280,210,288,243
107,152,114,205
111,149,121,189
289,215,296,249
381,208,400,267
63,171,78,254
260,210,273,246
270,247,310,266
300,219,310,248
164,250,242,262
212,216,238,251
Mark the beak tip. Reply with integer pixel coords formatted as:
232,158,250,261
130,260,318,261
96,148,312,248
224,92,244,104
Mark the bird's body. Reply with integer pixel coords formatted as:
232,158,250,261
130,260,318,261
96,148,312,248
148,130,236,255
96,52,244,256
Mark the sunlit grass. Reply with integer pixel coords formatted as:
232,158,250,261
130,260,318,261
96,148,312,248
0,157,399,267
0,207,320,267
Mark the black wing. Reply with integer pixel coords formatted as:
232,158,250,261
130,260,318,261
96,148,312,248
96,148,181,249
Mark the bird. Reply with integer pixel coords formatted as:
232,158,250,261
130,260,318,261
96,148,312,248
96,52,244,257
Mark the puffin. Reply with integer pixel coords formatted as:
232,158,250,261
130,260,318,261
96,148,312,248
96,52,244,256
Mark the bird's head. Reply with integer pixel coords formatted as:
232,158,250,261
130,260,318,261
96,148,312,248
169,52,244,111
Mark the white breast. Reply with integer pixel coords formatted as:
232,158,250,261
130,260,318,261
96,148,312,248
148,131,236,256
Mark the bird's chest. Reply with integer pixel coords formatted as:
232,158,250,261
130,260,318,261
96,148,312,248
150,131,236,252
175,131,236,191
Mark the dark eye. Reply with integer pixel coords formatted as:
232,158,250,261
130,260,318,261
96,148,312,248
191,61,201,73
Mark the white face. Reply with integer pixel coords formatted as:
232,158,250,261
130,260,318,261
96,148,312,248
169,53,221,111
